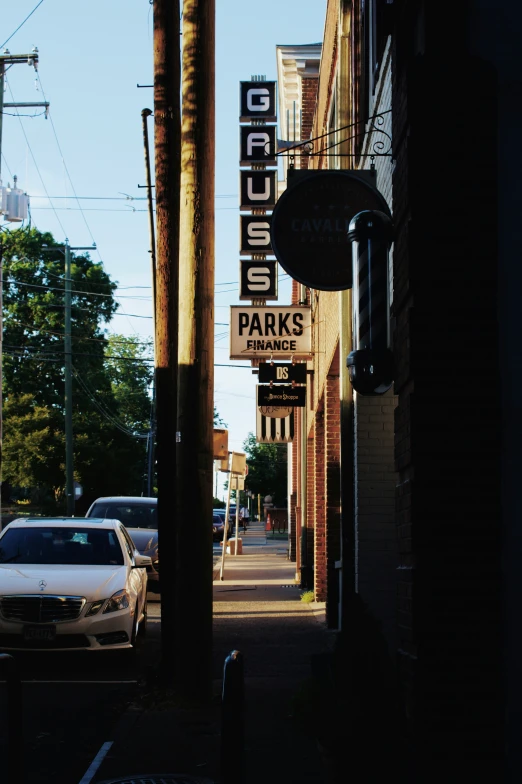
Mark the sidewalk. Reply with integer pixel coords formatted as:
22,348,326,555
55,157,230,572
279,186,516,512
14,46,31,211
93,523,335,783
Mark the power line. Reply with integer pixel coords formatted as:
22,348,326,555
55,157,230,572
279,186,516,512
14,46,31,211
35,72,99,251
28,193,238,200
4,277,148,300
5,79,67,236
72,366,149,439
0,0,45,49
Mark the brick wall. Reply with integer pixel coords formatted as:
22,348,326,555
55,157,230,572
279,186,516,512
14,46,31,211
325,373,341,627
300,77,319,170
306,425,315,572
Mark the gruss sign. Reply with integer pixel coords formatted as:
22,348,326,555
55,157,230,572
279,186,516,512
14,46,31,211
229,306,312,359
270,170,391,291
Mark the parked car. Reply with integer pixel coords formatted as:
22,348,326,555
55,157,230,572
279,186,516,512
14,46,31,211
213,513,232,542
0,518,150,652
213,508,233,539
86,497,159,592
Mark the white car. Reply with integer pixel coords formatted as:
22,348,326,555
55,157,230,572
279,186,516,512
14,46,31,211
0,518,150,652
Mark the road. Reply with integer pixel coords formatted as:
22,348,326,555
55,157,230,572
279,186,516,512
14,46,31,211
0,592,161,784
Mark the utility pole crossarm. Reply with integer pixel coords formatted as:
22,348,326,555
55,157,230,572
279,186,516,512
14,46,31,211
4,102,49,109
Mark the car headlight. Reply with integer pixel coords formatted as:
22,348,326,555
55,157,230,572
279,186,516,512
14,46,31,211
86,600,105,617
102,589,130,614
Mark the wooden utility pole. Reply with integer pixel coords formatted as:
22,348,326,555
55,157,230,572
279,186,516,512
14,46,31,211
177,0,215,699
153,0,181,680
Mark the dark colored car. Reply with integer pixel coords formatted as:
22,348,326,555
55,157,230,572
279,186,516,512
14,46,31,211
86,497,159,592
213,513,227,542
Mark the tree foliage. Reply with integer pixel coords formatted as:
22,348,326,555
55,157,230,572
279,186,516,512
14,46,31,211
242,432,288,506
1,227,152,510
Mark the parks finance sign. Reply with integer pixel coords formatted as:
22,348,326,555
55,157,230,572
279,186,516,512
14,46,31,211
230,305,311,360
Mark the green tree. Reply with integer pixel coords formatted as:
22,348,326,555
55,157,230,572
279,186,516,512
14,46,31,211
105,334,153,432
242,432,288,506
1,227,151,508
214,407,226,427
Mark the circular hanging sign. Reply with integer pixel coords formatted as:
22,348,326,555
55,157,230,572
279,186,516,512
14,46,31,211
258,405,293,419
270,171,390,291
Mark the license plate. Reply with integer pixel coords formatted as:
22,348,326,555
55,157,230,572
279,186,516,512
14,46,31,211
23,625,56,642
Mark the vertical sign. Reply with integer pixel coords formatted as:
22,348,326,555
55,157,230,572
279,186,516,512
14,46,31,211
239,78,278,301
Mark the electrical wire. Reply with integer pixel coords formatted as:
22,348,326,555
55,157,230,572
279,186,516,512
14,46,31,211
4,278,149,300
0,0,45,49
5,80,67,236
35,72,98,250
1,154,14,179
72,366,150,439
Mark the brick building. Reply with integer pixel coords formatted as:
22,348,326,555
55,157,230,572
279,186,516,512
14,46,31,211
272,0,522,779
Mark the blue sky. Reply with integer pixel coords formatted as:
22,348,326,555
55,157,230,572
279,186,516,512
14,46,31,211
1,0,326,497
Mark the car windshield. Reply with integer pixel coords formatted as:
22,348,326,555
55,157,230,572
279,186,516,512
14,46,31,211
0,527,124,566
89,503,157,530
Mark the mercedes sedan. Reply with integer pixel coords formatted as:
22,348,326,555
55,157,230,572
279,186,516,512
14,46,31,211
0,519,150,651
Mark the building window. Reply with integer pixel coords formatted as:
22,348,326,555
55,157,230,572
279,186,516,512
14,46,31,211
369,0,393,94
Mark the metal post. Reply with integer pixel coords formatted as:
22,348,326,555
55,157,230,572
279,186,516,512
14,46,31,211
220,455,232,580
221,650,245,784
234,482,240,552
64,241,74,516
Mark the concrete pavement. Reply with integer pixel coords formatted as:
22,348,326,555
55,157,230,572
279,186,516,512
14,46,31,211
90,522,334,784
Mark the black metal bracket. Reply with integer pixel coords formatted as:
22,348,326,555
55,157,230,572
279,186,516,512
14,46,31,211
276,108,392,159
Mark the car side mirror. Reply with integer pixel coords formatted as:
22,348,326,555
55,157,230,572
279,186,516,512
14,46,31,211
134,554,152,568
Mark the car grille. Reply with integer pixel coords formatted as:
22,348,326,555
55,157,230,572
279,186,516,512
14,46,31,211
0,595,86,624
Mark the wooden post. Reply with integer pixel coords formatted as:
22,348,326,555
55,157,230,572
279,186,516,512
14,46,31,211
153,0,181,680
177,0,215,699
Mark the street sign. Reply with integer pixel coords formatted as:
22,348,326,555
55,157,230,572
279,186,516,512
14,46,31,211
258,362,307,384
231,451,247,475
257,384,306,407
239,260,278,300
229,305,311,359
213,428,228,459
230,475,245,491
